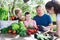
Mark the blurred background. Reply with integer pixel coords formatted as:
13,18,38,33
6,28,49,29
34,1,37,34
0,0,60,40
0,0,58,31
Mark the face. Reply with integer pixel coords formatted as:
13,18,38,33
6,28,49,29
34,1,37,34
25,14,31,20
46,7,55,14
17,11,22,18
36,7,43,14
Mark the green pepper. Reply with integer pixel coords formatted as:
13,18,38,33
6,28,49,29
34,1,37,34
19,30,27,37
16,29,21,34
18,21,27,31
11,23,20,30
1,28,8,34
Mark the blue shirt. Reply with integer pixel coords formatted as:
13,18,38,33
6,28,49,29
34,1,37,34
33,14,52,32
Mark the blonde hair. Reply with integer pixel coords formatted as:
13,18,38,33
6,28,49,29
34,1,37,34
13,8,22,15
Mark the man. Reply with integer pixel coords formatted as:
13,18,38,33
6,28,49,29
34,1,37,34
33,5,53,33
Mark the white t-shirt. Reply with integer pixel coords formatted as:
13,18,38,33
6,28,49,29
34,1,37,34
57,14,60,20
56,13,60,25
56,13,60,36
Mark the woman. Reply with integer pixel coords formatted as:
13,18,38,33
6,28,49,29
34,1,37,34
45,1,60,37
14,8,25,21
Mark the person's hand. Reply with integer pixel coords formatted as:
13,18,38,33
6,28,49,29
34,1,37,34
20,16,25,21
43,26,50,31
34,26,39,30
43,30,50,34
43,26,51,34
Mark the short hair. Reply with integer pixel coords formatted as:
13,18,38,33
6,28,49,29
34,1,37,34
36,5,41,9
25,12,30,16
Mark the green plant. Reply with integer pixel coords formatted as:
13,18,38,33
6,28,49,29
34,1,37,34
0,6,8,20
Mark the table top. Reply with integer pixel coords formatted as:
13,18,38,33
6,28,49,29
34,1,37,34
0,34,37,40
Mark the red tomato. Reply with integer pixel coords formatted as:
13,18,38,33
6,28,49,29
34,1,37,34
30,30,34,34
12,30,16,34
27,30,31,36
10,16,16,20
8,30,12,33
27,29,37,35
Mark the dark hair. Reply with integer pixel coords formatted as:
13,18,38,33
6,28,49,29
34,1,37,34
45,1,60,14
36,5,41,9
25,12,30,16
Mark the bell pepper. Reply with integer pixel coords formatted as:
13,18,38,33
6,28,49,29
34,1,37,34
1,28,8,34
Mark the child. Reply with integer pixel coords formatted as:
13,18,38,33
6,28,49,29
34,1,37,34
24,12,38,35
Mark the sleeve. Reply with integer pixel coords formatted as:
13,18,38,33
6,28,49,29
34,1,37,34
56,14,60,35
33,20,37,26
57,14,60,21
56,14,60,26
48,15,53,24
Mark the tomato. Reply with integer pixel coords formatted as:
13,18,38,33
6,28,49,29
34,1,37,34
27,31,31,36
12,30,16,34
28,29,34,34
31,30,35,34
8,30,12,33
27,29,37,35
27,29,31,35
10,16,16,20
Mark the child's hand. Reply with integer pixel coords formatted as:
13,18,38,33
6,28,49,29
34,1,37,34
34,25,39,30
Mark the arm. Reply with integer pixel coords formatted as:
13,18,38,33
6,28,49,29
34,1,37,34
23,21,28,28
49,23,53,32
33,17,38,29
33,20,38,29
56,14,60,36
43,25,53,34
44,15,53,34
48,15,53,32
